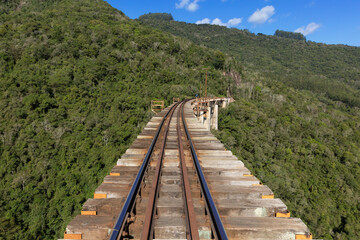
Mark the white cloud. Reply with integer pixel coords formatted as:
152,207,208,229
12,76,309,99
295,22,321,36
248,5,275,24
196,18,211,24
175,0,189,9
212,18,226,26
187,0,200,11
227,18,242,27
176,0,200,12
196,17,242,27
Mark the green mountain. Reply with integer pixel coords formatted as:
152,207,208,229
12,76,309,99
0,1,238,239
0,3,359,240
139,15,360,108
140,14,360,240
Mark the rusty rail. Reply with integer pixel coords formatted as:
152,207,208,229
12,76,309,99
178,102,200,240
182,100,228,240
109,103,178,240
110,100,227,240
140,102,179,239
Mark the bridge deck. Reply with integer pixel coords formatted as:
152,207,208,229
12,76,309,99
62,101,312,240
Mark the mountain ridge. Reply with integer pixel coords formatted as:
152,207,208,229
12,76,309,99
140,12,360,240
0,3,359,240
139,14,360,108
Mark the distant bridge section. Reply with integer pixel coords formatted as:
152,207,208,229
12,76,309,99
192,97,234,130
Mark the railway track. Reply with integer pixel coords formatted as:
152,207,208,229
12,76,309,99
63,101,312,240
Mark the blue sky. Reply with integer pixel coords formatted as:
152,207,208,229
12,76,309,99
105,0,360,46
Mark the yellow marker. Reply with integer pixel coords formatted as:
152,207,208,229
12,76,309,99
64,233,82,239
94,193,107,199
262,194,274,199
81,211,97,216
276,211,291,218
252,183,263,186
295,233,312,239
243,174,253,177
110,172,120,176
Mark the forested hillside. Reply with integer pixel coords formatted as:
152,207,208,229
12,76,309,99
139,15,360,108
0,1,237,238
140,13,360,240
214,79,360,240
1,3,359,240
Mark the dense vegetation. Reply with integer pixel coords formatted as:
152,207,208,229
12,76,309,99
0,0,58,14
214,79,360,239
1,3,359,240
274,30,306,41
139,15,360,108
0,1,236,238
140,13,360,240
139,12,173,21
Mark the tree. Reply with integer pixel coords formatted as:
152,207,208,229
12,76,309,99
274,30,306,41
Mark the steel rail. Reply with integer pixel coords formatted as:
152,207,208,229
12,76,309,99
109,103,179,240
177,102,200,240
140,102,179,240
181,100,228,240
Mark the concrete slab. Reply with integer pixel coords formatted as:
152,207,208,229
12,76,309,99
65,215,114,240
82,198,125,216
125,148,148,155
157,198,184,216
215,198,287,217
104,175,135,184
201,161,245,169
94,183,130,198
154,216,186,239
117,159,142,166
222,216,310,240
209,185,274,199
197,150,233,156
120,153,146,160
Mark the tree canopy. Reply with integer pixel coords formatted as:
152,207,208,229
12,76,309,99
139,13,174,21
274,29,306,41
140,18,360,108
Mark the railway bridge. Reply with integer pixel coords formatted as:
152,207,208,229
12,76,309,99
61,100,313,240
